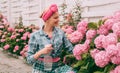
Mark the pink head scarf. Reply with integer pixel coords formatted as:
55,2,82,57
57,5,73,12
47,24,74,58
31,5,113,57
41,4,58,22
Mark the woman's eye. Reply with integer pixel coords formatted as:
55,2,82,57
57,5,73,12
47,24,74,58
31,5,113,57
54,17,57,19
54,16,59,19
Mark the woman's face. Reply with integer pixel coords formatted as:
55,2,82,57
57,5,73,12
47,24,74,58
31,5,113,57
46,12,59,26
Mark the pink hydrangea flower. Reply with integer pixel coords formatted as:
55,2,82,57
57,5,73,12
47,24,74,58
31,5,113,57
65,27,74,34
77,20,88,34
86,29,96,40
21,36,27,40
75,55,82,60
10,35,16,39
20,45,28,55
77,27,87,35
73,43,89,60
73,44,87,60
23,32,30,37
73,44,83,60
61,25,73,32
68,26,74,29
7,27,14,32
90,49,100,59
113,65,120,73
104,19,114,30
112,22,120,37
16,39,19,42
106,45,118,58
97,24,109,35
113,10,120,21
0,39,6,42
2,18,8,25
94,35,105,49
14,45,19,50
23,32,29,35
102,33,118,49
82,43,90,53
20,51,24,55
28,33,31,38
2,35,6,39
95,51,110,68
20,51,27,57
117,43,120,50
84,39,91,45
77,20,88,28
0,26,4,28
116,43,120,56
4,32,7,35
24,45,28,51
18,29,24,32
13,45,19,52
111,55,120,65
68,31,83,44
102,16,113,21
3,44,10,50
21,45,29,57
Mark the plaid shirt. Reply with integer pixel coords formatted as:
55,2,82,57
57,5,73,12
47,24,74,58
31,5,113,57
27,26,74,72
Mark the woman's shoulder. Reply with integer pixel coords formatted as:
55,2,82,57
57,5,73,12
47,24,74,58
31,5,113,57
30,30,42,38
55,27,64,34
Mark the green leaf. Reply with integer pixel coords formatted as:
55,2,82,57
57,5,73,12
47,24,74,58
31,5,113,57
88,22,98,30
7,33,12,37
98,20,104,27
65,54,74,59
78,69,89,73
82,53,89,59
88,59,95,68
104,64,116,73
118,38,120,42
80,62,89,70
94,71,104,73
90,41,95,48
73,60,85,68
66,54,74,58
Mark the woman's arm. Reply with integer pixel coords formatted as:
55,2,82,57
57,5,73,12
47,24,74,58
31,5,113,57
27,33,38,65
27,33,53,65
63,32,73,54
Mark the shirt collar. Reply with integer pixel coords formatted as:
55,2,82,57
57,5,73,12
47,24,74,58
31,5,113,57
39,25,57,37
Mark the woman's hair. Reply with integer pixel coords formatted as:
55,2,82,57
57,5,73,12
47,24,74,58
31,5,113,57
40,4,58,22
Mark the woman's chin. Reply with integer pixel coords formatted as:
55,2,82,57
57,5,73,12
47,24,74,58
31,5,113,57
54,23,59,26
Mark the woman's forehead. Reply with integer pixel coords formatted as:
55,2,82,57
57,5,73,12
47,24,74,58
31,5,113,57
52,12,59,17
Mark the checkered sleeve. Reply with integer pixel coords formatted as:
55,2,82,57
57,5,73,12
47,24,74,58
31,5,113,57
27,33,37,65
63,32,73,54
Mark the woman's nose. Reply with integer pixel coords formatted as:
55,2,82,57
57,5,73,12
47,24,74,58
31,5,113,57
57,18,59,22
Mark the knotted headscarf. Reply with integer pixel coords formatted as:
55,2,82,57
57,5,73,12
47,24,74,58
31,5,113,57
41,4,58,22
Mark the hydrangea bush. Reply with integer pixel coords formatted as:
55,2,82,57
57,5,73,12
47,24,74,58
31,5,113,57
62,10,120,73
0,13,39,58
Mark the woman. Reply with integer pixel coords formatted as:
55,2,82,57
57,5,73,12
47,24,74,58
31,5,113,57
27,4,76,73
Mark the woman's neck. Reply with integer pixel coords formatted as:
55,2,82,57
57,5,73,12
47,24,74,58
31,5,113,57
43,23,53,34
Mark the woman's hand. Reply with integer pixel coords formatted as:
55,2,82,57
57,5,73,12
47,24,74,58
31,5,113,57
40,44,53,55
34,44,53,60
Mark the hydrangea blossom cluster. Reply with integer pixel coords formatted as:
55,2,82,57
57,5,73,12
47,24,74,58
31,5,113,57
63,10,120,72
90,10,120,69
